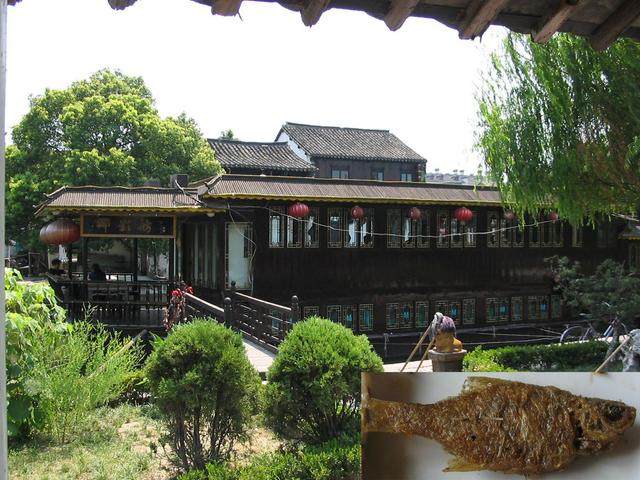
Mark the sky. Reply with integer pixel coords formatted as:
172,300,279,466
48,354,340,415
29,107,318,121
6,0,507,173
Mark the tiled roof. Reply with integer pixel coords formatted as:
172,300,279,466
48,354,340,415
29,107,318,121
36,186,209,214
280,122,426,163
208,139,316,173
201,174,502,205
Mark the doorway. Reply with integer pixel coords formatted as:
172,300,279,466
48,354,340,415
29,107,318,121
226,222,253,290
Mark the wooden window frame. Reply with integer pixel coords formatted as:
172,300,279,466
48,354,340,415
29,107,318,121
331,167,349,179
399,303,413,329
402,212,417,248
463,214,477,248
415,301,429,329
487,211,500,248
359,304,374,332
386,303,399,330
551,295,562,320
436,210,450,248
304,207,320,248
327,207,343,248
268,206,284,248
360,208,375,249
498,297,510,322
417,209,430,248
287,216,303,248
529,219,541,248
449,300,461,325
450,216,463,248
343,304,357,329
371,169,384,181
400,171,413,182
344,212,359,249
486,297,499,323
327,305,342,324
462,298,475,325
387,209,402,248
511,296,523,322
552,221,564,247
303,306,319,319
572,224,583,248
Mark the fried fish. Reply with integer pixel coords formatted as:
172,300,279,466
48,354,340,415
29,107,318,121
362,377,636,475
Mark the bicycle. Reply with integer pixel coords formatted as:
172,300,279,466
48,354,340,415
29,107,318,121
559,313,628,345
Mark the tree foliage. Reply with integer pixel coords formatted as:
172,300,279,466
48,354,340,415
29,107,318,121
476,34,640,223
264,317,383,444
7,69,221,248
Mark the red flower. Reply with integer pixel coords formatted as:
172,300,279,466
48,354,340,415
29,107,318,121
186,286,194,294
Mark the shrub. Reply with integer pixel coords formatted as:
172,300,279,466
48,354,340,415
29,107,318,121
264,317,383,444
463,341,609,372
145,319,260,471
30,321,144,442
5,268,70,438
177,438,360,480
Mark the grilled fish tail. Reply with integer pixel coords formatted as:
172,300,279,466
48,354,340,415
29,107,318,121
362,394,435,437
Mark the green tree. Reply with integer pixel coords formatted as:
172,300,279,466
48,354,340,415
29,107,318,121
218,129,237,140
476,34,640,223
7,69,221,248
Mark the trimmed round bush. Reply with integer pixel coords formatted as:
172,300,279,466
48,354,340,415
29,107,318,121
264,317,383,444
146,319,260,471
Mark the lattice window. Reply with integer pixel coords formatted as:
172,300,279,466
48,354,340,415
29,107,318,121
486,298,500,323
552,221,564,247
399,303,413,328
343,305,356,329
449,300,461,324
498,297,510,322
386,303,399,330
551,295,562,320
462,298,476,325
527,295,550,321
415,301,429,329
436,211,450,248
417,209,430,248
487,211,500,247
287,216,303,248
303,306,319,319
463,214,477,248
269,207,284,248
451,216,462,248
512,219,524,247
402,214,416,248
572,224,583,248
511,297,523,322
500,216,511,247
328,208,343,248
327,305,342,323
360,208,375,248
359,304,374,331
304,208,320,248
435,300,448,317
387,209,402,248
529,219,541,248
344,212,358,248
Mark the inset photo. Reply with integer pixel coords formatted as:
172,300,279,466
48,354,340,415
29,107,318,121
361,372,640,479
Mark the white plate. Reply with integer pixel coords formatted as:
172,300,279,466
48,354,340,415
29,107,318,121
361,372,640,480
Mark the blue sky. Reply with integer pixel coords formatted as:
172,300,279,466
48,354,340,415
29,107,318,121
7,0,506,172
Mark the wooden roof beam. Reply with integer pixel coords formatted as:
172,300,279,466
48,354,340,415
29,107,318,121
459,0,509,40
385,0,420,31
301,0,331,27
532,0,582,44
591,0,640,51
211,0,243,16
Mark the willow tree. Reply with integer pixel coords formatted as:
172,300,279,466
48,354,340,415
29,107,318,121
476,34,640,223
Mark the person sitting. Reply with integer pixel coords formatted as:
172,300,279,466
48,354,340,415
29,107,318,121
88,263,107,281
48,258,66,276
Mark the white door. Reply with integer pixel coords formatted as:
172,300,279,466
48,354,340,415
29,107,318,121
226,222,253,290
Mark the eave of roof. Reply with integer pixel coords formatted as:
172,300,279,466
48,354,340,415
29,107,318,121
201,174,503,206
208,138,317,172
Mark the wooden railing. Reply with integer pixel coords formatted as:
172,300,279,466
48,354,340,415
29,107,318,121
182,281,300,352
47,275,170,328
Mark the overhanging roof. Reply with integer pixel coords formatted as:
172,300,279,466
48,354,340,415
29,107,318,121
35,186,220,215
208,139,317,173
17,0,639,51
200,174,503,205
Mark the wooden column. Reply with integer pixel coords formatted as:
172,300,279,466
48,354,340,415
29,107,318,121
168,238,175,286
67,243,73,280
132,238,138,282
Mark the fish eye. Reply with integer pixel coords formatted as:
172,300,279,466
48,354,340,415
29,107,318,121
604,404,624,422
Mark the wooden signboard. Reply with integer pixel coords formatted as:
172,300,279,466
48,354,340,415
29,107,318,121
81,214,175,238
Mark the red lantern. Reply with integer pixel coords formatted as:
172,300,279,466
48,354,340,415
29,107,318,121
287,202,310,219
503,210,516,222
351,206,364,220
548,211,559,222
41,218,80,245
454,207,473,223
409,207,422,220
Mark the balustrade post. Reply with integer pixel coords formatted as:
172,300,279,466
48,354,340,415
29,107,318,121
223,297,233,330
290,295,300,337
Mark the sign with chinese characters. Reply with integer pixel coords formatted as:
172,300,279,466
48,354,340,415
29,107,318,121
81,215,175,238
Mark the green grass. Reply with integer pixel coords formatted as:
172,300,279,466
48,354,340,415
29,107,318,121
8,404,168,480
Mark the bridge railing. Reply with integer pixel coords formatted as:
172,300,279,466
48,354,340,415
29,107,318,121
183,282,300,352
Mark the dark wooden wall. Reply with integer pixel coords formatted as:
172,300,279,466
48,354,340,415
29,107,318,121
313,157,423,181
181,202,626,335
